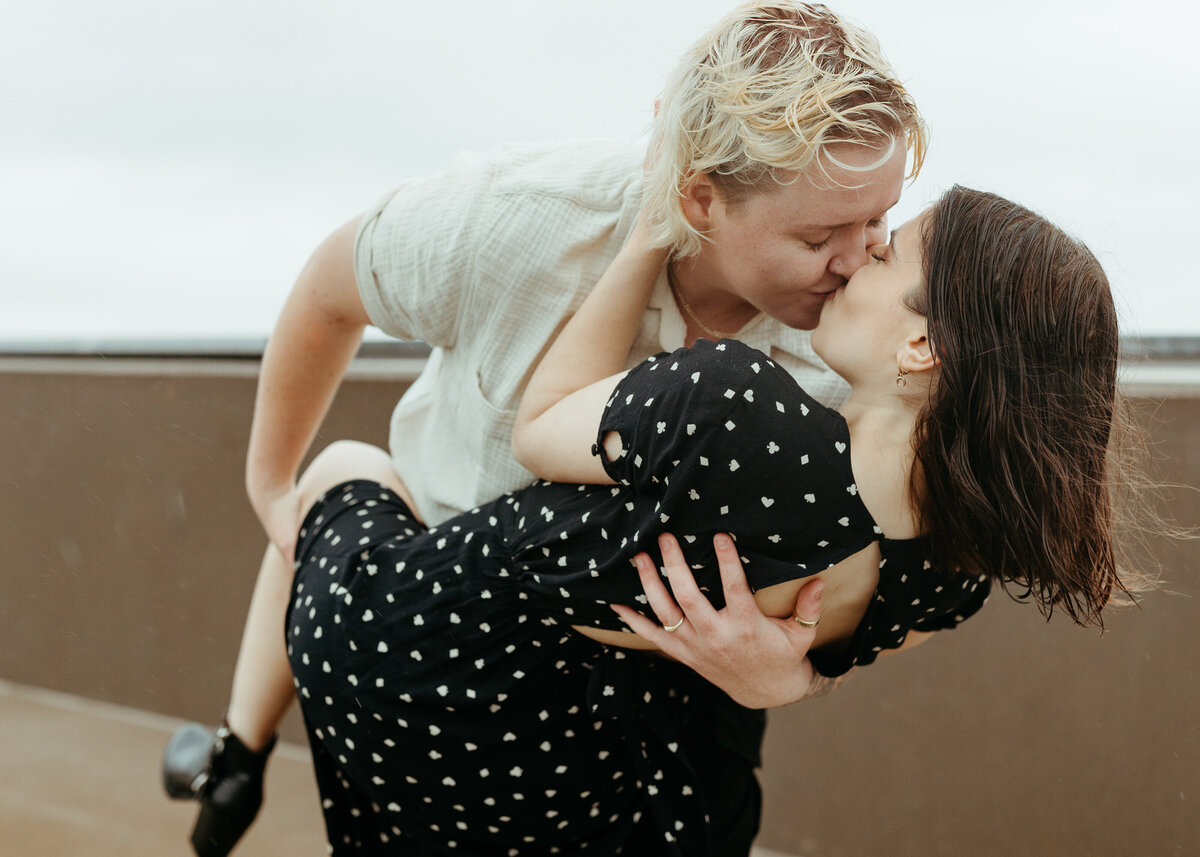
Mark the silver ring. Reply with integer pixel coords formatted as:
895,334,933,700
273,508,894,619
663,616,686,633
793,615,819,629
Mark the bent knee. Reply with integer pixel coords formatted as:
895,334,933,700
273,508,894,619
298,441,422,523
313,439,387,467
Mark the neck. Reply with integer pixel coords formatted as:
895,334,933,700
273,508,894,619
842,391,916,429
838,387,924,539
669,258,763,343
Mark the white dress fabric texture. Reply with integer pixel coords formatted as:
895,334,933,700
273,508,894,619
352,139,849,526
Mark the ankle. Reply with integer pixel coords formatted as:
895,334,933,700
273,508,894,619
223,710,274,754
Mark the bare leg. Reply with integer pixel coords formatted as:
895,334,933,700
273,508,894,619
164,441,413,857
225,440,418,749
224,544,296,751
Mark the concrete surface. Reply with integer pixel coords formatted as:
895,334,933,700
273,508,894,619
0,681,325,857
0,681,795,857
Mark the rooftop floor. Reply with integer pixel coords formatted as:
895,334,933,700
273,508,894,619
0,681,324,857
0,681,793,857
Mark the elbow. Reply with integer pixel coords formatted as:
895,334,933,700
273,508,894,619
510,420,536,472
511,419,562,481
511,394,550,473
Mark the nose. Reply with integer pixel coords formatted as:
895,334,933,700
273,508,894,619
828,230,871,279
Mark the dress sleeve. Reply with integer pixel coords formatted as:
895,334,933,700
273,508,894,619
811,540,994,678
594,340,752,490
910,571,992,632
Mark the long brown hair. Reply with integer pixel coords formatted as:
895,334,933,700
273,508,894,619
910,185,1130,627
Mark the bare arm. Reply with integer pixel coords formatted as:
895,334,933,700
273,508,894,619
245,216,370,561
512,215,667,484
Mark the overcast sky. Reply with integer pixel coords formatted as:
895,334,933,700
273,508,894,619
2,0,1195,340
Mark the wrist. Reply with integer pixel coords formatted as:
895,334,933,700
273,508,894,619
803,667,853,701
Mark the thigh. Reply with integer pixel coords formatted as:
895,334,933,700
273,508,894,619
296,439,424,524
684,694,766,857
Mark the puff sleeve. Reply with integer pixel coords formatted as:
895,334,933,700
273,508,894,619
594,340,756,490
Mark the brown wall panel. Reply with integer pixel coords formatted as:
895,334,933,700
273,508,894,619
0,363,409,740
1,360,1196,855
757,398,1200,856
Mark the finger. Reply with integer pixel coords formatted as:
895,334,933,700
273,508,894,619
631,552,687,627
790,578,825,634
657,533,718,625
610,604,692,660
611,603,668,642
713,533,759,617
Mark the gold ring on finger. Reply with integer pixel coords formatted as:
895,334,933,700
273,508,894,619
793,615,819,629
663,616,686,633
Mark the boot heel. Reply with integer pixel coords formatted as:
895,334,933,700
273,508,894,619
191,794,259,857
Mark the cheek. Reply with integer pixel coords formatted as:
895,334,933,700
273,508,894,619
830,290,879,339
751,245,829,292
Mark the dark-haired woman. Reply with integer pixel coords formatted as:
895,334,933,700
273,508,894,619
168,186,1142,856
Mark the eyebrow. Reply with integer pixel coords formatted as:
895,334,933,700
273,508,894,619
798,193,903,233
798,218,877,232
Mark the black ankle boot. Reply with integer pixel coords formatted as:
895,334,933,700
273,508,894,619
163,721,277,857
163,722,218,799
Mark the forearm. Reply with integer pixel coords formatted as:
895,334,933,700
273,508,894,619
245,218,368,513
245,297,364,505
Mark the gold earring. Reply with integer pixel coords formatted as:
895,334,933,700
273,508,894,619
895,364,910,388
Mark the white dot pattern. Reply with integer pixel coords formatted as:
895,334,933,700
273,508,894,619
288,339,990,854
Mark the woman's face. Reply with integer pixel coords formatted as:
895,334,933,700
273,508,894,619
691,140,907,331
810,212,928,385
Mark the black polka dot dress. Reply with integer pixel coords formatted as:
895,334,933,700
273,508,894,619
286,339,990,855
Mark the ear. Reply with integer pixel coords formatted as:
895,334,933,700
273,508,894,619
897,327,937,377
679,173,718,231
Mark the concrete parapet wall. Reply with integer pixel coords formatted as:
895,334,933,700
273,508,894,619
2,353,1196,856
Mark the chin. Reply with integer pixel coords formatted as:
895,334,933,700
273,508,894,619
777,307,822,331
809,328,828,360
811,344,847,378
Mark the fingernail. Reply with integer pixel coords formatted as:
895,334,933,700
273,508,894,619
715,534,732,549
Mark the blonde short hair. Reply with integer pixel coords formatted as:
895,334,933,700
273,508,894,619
645,2,928,257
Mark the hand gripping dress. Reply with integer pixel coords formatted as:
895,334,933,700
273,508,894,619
286,339,991,856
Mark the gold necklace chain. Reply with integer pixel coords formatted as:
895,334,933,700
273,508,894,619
667,263,762,341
